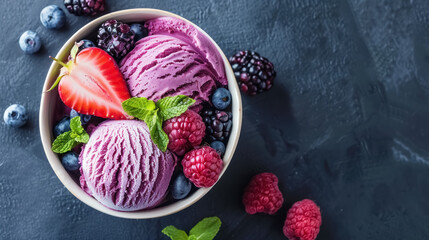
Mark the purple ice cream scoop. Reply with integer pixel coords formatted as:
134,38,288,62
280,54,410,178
79,120,176,211
119,17,227,111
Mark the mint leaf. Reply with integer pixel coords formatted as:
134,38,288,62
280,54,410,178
156,95,196,120
68,116,89,143
69,116,84,134
52,132,79,154
161,226,189,240
52,116,89,153
188,236,197,240
145,110,169,152
189,217,221,240
122,97,157,121
75,132,89,143
122,95,195,152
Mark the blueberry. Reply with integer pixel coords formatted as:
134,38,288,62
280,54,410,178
61,152,80,171
53,117,71,137
78,39,95,50
211,88,232,110
171,173,192,200
40,5,66,29
3,104,28,128
19,31,42,54
210,141,226,157
70,109,91,125
130,23,147,42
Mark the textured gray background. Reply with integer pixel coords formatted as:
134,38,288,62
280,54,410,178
1,0,429,239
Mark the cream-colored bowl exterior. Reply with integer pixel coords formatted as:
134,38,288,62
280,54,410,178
39,9,242,219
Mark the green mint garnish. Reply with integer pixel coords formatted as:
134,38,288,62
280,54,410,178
51,116,89,153
162,216,221,240
189,216,222,240
122,95,195,152
156,95,196,120
161,226,189,240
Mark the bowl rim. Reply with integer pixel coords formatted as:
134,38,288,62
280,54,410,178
39,8,242,219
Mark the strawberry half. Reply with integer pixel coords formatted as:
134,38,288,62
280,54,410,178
47,44,131,119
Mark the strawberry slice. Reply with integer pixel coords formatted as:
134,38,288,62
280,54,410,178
48,45,131,119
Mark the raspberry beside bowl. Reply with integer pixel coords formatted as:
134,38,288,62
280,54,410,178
39,9,242,219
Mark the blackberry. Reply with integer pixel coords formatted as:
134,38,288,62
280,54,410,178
97,20,135,59
229,51,276,96
64,0,105,16
202,106,232,144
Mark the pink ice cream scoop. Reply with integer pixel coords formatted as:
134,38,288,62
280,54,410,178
79,120,176,211
119,17,227,111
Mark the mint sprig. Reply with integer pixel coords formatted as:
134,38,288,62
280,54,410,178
162,226,189,240
156,95,196,120
162,216,221,240
189,216,222,240
52,116,89,153
122,95,195,152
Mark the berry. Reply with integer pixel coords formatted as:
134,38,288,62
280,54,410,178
19,31,42,54
70,109,91,125
3,104,28,128
242,173,283,215
201,106,232,143
53,117,71,137
229,51,276,96
50,47,131,119
130,23,147,42
210,141,225,157
78,39,95,50
163,110,205,156
97,20,135,59
283,199,322,240
211,88,232,110
61,152,80,171
171,172,192,200
182,146,223,188
64,0,105,16
40,5,66,30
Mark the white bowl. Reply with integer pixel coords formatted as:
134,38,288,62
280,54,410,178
39,9,242,219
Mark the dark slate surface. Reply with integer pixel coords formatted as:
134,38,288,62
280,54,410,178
1,0,429,239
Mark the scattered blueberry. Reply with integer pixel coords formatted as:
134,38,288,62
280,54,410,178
53,117,71,137
171,172,192,200
70,109,91,125
210,141,226,157
130,23,147,42
211,88,232,110
3,104,28,128
61,152,80,171
19,31,42,54
40,5,66,29
78,39,95,50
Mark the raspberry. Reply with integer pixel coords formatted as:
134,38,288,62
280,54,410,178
229,51,276,96
242,173,284,215
283,199,322,240
182,146,223,188
163,110,206,156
